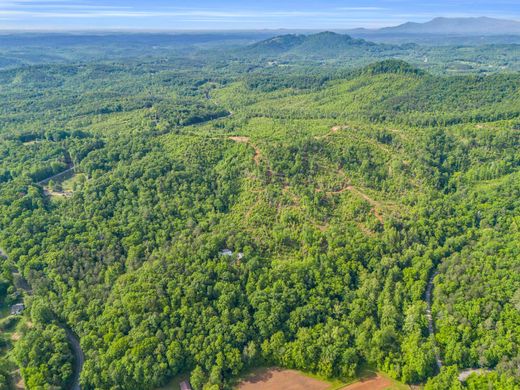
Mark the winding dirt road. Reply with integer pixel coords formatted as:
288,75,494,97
228,136,262,166
325,185,384,224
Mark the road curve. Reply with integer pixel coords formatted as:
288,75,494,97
62,326,84,390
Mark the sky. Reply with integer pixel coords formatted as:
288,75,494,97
0,0,519,31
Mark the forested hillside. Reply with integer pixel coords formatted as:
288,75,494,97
1,32,520,74
0,34,519,390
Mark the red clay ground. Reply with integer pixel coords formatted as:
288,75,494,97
341,374,393,390
238,368,330,390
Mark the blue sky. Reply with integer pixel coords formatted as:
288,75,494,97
0,0,518,31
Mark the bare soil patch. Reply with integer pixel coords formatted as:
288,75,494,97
238,368,330,390
341,374,392,390
12,369,25,390
229,136,250,143
10,332,21,341
314,125,350,140
331,125,350,133
43,188,73,198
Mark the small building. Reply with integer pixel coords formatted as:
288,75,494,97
10,303,24,315
179,380,192,390
220,249,233,257
220,249,245,261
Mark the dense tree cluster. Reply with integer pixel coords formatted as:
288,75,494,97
0,35,519,390
13,324,73,389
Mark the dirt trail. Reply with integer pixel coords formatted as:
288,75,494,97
346,186,384,224
326,185,384,224
314,125,350,140
229,136,262,167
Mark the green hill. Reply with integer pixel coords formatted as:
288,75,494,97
246,32,397,59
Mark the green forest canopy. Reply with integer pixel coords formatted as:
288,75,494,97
0,36,518,390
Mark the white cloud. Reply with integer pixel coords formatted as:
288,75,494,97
0,1,518,30
0,8,402,20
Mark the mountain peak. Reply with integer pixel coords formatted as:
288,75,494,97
381,16,520,35
247,32,374,56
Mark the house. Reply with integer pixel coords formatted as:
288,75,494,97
10,303,24,315
179,380,192,390
220,249,244,261
220,249,233,257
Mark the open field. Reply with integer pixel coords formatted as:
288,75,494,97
342,374,396,390
236,368,409,390
238,368,331,390
43,171,85,199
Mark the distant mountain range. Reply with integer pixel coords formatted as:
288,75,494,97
246,17,520,50
351,17,520,36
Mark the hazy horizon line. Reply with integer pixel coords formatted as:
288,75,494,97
0,15,519,34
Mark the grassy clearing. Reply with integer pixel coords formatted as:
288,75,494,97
44,172,86,199
61,173,86,192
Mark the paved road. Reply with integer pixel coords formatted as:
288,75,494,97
37,165,75,186
426,270,495,381
63,326,84,390
458,369,492,382
425,270,443,369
